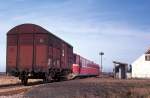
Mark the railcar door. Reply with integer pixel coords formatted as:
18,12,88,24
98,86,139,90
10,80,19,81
35,34,48,72
18,34,33,71
48,46,53,69
53,47,61,69
7,35,17,72
61,43,67,69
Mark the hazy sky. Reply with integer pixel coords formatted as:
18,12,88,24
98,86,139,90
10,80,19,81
0,0,150,72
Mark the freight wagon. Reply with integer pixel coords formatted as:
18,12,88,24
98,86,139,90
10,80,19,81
72,54,100,78
6,24,73,85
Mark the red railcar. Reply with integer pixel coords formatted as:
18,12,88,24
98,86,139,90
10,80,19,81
6,24,73,85
72,54,100,78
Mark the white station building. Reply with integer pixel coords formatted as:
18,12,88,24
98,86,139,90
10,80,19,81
132,49,150,78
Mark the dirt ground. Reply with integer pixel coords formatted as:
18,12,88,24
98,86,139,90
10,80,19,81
24,77,150,98
0,75,42,98
0,75,42,86
0,75,20,86
2,76,150,98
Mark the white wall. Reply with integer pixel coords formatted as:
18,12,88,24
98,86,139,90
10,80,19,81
132,54,150,78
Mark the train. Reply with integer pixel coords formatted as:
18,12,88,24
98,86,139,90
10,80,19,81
72,54,100,78
6,23,100,85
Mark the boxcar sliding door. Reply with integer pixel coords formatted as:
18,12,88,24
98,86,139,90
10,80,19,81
7,34,17,72
19,34,33,71
35,34,48,72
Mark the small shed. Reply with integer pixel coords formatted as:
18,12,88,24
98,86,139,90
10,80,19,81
113,61,128,79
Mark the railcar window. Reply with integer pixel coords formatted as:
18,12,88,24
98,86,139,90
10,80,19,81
62,49,65,56
36,38,47,44
57,60,60,66
53,60,56,66
39,38,44,43
79,61,82,66
48,58,52,67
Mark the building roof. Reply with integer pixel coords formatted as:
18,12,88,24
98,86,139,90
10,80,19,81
113,61,128,66
145,48,150,54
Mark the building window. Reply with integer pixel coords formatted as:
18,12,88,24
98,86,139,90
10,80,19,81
145,54,150,61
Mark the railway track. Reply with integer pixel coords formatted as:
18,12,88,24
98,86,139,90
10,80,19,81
0,86,30,96
0,75,93,96
0,81,43,96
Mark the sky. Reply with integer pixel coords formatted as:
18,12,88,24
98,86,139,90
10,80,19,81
0,0,150,72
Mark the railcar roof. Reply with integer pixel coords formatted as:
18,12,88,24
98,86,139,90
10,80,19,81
7,23,72,47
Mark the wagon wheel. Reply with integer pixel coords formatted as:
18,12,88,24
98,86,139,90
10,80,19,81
47,74,53,83
49,71,55,79
43,74,49,83
55,77,61,82
21,77,28,85
43,72,54,83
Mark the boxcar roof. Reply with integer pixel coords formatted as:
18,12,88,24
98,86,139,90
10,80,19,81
7,23,73,47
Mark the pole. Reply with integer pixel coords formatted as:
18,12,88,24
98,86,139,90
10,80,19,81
101,54,102,72
99,52,104,73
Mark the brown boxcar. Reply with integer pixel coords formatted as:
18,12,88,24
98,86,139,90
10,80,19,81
6,23,73,85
